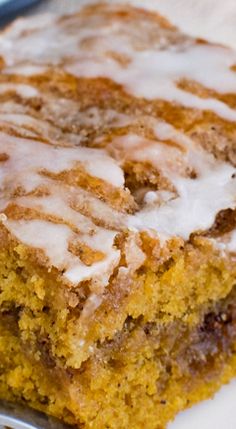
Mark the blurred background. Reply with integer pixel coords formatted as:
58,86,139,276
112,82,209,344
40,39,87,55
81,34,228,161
1,0,236,49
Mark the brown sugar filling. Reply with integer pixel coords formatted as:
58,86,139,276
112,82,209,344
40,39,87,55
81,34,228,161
97,284,236,390
1,285,236,424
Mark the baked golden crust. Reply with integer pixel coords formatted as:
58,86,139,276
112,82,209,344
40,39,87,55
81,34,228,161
0,3,236,429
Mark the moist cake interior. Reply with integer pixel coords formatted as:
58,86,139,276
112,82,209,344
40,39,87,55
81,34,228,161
0,3,235,429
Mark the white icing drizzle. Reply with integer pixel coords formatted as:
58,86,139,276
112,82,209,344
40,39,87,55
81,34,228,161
68,44,236,122
4,64,47,76
0,131,124,189
118,121,236,240
0,130,123,286
89,0,236,50
209,230,236,255
5,219,117,285
1,5,236,121
130,164,235,240
0,13,84,66
0,83,38,98
14,183,120,254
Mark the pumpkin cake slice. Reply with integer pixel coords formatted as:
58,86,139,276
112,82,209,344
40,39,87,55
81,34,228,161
0,3,236,429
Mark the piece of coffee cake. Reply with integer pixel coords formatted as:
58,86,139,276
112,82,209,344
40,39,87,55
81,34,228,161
0,3,235,429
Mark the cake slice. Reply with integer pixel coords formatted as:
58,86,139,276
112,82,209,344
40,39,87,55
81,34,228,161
0,3,236,429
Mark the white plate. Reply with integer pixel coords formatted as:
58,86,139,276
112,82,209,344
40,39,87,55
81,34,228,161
170,378,236,429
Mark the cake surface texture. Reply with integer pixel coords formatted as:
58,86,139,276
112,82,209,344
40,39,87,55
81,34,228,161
0,3,236,428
